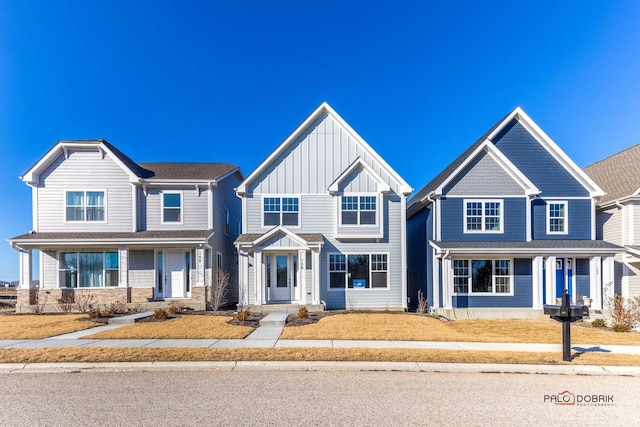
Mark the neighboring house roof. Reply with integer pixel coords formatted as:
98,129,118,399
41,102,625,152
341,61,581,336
430,240,623,254
407,107,605,218
583,143,640,206
8,230,212,247
21,139,241,185
236,101,412,196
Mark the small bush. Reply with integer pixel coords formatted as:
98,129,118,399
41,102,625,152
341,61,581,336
109,300,127,315
298,306,309,319
591,318,606,328
153,308,168,320
612,323,631,333
168,302,183,314
235,309,250,322
89,309,100,319
57,295,74,313
416,290,428,315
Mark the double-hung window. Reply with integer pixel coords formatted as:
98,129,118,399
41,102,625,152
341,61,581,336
464,199,502,233
162,192,182,223
452,258,512,294
547,201,567,234
59,251,118,288
263,196,299,226
328,253,389,289
65,191,105,222
340,195,377,225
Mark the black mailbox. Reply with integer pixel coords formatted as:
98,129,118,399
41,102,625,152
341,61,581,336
544,292,590,361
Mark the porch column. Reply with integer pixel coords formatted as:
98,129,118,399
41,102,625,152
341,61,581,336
432,253,440,309
532,256,544,309
441,256,452,309
602,256,615,309
590,256,602,310
118,247,129,287
19,249,32,289
254,250,263,305
195,246,205,287
313,250,320,305
238,250,249,307
298,249,306,305
544,256,556,304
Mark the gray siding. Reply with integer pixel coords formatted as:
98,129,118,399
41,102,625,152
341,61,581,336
443,150,525,196
129,250,154,289
144,186,209,231
575,258,590,298
42,250,58,289
37,149,133,232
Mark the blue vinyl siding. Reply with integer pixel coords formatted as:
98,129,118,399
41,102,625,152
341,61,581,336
575,258,590,298
493,120,589,197
407,207,429,310
452,258,532,308
440,197,526,241
531,198,592,239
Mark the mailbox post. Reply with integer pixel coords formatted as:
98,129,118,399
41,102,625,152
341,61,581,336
543,291,589,362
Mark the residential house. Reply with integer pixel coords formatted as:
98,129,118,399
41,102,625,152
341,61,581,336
584,144,640,300
407,107,622,318
234,102,412,310
8,139,242,312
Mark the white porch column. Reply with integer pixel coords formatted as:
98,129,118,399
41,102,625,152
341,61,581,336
441,256,452,309
590,256,602,310
238,250,249,307
432,253,440,309
602,256,615,309
195,246,205,287
298,249,306,304
254,250,263,305
532,256,544,309
313,250,320,305
622,261,630,299
19,249,32,289
544,256,556,304
118,247,129,287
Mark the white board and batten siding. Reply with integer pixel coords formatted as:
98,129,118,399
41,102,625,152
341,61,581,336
36,149,133,232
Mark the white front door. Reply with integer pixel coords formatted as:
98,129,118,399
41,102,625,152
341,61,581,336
165,250,184,298
267,254,297,302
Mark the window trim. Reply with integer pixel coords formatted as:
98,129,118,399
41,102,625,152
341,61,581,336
64,189,107,223
261,195,301,228
547,200,568,235
58,251,119,288
451,258,514,296
463,199,504,234
339,193,379,227
327,252,390,291
161,191,183,224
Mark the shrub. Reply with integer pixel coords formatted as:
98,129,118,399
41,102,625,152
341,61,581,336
608,294,640,332
591,318,606,328
89,309,100,319
211,269,230,311
612,324,631,333
298,306,309,319
57,295,74,313
168,302,184,314
235,309,250,322
109,300,127,315
153,308,168,320
75,289,95,313
416,290,428,315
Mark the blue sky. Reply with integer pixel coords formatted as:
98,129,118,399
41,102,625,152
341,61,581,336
1,1,640,280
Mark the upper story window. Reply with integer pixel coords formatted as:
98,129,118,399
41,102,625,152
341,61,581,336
452,258,512,294
263,196,299,226
340,195,377,225
547,201,567,234
464,199,502,233
65,191,105,222
162,192,182,223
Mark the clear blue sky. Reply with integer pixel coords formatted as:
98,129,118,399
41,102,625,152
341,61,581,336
1,1,640,281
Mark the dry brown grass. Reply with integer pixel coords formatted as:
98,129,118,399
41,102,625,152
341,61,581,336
0,347,638,366
83,315,254,339
0,314,96,339
281,313,640,345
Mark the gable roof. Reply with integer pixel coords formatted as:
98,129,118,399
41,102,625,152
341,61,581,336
583,143,640,206
408,107,605,218
236,101,412,196
327,156,391,194
21,139,241,186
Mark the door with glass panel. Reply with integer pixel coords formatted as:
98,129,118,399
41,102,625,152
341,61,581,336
165,250,184,298
266,254,297,301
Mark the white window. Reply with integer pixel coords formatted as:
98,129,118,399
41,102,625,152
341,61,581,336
162,192,182,223
328,253,389,289
547,201,568,234
340,195,377,225
452,258,512,295
65,191,105,222
263,196,299,226
464,199,503,233
59,251,118,288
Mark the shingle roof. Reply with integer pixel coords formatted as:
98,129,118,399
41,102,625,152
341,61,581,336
137,162,239,181
235,233,324,244
431,240,623,252
9,230,211,244
583,143,640,205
